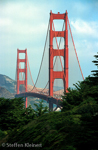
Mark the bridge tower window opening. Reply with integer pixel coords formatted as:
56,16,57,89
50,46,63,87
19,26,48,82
53,37,64,49
19,72,25,81
19,62,25,69
52,20,64,31
53,56,64,71
19,53,25,59
53,79,64,92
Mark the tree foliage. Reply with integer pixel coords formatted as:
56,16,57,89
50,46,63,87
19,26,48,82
61,53,98,112
91,53,98,77
0,97,35,131
34,99,49,117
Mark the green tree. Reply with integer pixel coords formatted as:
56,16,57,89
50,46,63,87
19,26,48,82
34,99,49,117
91,53,98,77
61,52,98,112
83,53,98,86
0,97,35,131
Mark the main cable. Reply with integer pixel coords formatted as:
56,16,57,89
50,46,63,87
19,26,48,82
27,54,39,92
30,19,50,91
67,18,84,80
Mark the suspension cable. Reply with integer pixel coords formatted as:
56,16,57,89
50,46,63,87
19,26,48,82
67,18,84,80
27,54,39,92
30,19,50,92
39,81,49,94
27,55,35,86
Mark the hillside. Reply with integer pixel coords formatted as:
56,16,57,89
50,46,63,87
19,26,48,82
0,87,14,99
0,74,16,93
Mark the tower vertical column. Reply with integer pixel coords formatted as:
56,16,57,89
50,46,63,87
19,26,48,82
17,50,19,94
49,11,53,111
49,10,53,97
17,49,28,108
64,10,68,92
25,49,27,108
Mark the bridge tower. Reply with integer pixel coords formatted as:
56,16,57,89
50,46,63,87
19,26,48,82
17,49,27,108
49,11,68,109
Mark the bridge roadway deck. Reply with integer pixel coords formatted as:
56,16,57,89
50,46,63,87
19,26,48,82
15,92,62,106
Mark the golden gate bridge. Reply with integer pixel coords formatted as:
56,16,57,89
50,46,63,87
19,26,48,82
15,11,84,111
